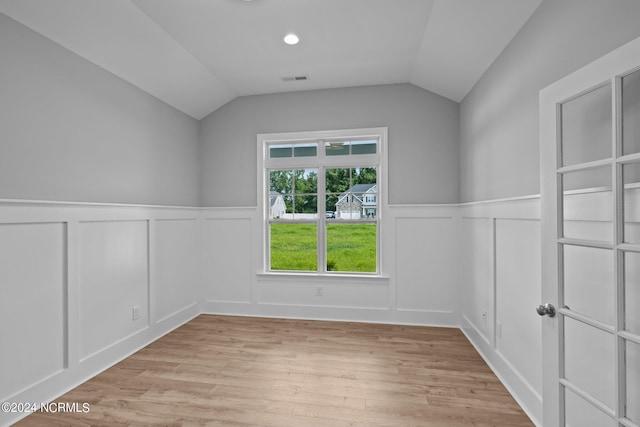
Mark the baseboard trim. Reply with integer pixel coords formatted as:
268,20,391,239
202,301,459,328
0,305,199,427
460,315,541,427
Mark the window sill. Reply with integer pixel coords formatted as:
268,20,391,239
257,271,389,284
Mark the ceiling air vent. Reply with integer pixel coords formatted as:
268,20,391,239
281,75,309,82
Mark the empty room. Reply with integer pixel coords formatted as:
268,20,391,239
1,0,640,426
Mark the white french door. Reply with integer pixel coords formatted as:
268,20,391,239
540,37,640,426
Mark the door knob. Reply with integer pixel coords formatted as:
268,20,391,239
536,303,556,317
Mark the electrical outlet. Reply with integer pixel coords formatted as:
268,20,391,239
497,322,503,339
316,286,323,296
481,311,487,325
132,306,140,321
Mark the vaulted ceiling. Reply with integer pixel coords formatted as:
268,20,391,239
0,0,542,119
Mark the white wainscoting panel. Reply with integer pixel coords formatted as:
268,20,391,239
459,196,542,426
78,220,149,360
0,201,200,427
155,219,200,322
202,215,253,304
395,217,456,313
459,217,494,344
257,276,388,309
495,219,543,399
0,222,66,401
386,205,459,325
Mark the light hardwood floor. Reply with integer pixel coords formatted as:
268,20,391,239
16,315,533,426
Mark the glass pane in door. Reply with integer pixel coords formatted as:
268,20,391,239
624,252,640,334
624,162,640,244
564,317,615,410
626,339,640,424
562,166,612,242
563,245,614,324
561,84,612,166
626,339,640,423
565,388,615,427
624,251,640,334
623,69,640,155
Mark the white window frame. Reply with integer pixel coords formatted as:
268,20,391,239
257,127,388,277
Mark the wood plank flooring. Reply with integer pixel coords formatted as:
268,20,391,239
16,315,533,426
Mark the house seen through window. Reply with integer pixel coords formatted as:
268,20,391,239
261,129,384,274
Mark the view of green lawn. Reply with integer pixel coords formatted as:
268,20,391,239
270,223,376,272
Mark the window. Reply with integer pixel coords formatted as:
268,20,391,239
258,128,386,275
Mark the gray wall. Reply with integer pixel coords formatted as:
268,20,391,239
15,0,636,206
200,83,460,206
0,13,200,206
459,0,640,202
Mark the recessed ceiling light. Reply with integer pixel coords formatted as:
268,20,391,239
283,33,299,45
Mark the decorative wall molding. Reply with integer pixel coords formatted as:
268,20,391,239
0,200,201,427
458,195,542,427
459,194,540,219
199,204,460,327
0,196,541,426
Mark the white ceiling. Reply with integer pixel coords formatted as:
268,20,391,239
0,0,542,119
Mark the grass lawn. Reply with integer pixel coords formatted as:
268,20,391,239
270,223,376,272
